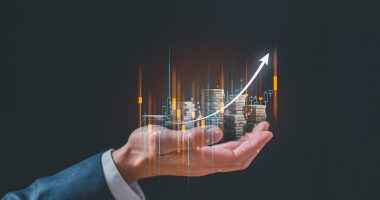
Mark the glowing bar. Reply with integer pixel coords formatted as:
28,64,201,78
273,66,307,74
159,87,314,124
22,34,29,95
273,75,278,91
182,125,186,133
138,96,142,104
220,101,225,114
191,111,196,119
201,119,205,127
259,96,263,101
176,109,181,120
172,98,177,110
274,47,278,121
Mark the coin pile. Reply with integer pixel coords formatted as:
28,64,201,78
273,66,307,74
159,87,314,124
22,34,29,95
223,94,247,141
178,101,196,129
246,105,267,132
201,89,225,129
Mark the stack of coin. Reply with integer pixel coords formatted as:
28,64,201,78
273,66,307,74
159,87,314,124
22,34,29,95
201,89,225,128
223,94,246,141
246,105,267,132
178,101,196,129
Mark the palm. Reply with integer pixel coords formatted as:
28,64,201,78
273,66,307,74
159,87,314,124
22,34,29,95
147,122,272,177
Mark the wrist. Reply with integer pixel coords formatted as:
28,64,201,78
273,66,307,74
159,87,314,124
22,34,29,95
112,145,144,184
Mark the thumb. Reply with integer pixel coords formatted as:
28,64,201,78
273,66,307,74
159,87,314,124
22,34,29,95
162,125,223,153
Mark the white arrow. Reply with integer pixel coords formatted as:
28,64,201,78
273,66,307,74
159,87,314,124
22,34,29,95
171,53,269,125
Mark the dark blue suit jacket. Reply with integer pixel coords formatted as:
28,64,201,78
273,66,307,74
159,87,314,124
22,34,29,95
2,153,115,200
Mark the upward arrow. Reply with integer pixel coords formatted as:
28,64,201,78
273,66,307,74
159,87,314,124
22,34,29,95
172,53,270,125
260,53,269,65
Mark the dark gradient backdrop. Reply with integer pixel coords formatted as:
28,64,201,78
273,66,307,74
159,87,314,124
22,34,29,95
2,0,379,199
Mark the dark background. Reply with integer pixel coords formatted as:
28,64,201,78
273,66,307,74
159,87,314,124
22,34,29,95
2,0,380,199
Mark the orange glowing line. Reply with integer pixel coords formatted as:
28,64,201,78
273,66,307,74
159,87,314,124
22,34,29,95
138,66,142,127
148,92,152,120
274,48,278,75
273,76,278,91
177,109,181,120
192,80,195,101
274,47,278,91
201,119,205,127
177,78,181,103
172,98,177,111
274,47,278,121
172,68,176,98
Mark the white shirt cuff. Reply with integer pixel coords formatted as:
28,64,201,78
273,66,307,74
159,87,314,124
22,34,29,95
101,149,145,200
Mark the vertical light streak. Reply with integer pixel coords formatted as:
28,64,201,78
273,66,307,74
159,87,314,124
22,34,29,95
168,43,171,98
172,67,177,105
245,57,248,97
177,109,181,121
274,47,278,121
259,61,263,99
138,65,143,164
201,119,205,127
240,57,243,90
189,81,194,179
138,66,142,127
230,57,234,94
172,98,177,111
175,77,180,171
192,80,195,101
147,92,152,175
221,59,225,90
182,124,186,173
166,43,171,119
176,78,181,120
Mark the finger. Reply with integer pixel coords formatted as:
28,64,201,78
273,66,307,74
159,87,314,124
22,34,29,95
233,130,273,160
162,125,223,153
255,121,270,133
216,130,273,172
244,121,270,139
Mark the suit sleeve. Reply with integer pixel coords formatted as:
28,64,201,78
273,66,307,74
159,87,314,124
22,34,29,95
101,150,145,200
2,153,115,200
